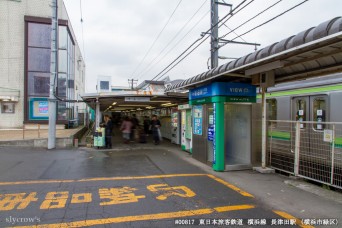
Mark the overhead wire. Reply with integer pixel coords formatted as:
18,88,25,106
218,0,283,43
150,0,252,81
218,0,309,50
153,0,309,81
136,0,209,81
130,0,183,79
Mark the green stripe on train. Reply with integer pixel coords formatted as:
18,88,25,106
256,84,342,98
268,131,291,140
335,138,342,148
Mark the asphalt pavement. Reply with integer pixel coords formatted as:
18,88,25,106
0,134,341,227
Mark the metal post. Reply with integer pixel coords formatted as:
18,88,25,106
210,0,219,69
95,98,100,129
261,87,267,168
294,121,301,176
213,102,225,171
330,124,335,184
38,124,40,138
48,0,58,149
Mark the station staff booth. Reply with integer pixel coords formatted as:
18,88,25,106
189,82,258,171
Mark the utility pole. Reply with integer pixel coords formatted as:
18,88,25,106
210,0,219,69
128,79,138,90
48,0,58,149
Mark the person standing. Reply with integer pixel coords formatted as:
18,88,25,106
143,116,150,135
150,115,161,145
120,116,133,144
104,115,113,149
130,114,139,141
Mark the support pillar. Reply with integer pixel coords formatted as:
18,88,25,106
95,98,100,129
261,87,267,168
213,102,225,171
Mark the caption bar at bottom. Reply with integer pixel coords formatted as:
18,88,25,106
174,218,339,226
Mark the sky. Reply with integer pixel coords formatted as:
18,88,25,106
63,0,342,93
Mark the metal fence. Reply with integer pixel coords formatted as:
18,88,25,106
0,124,82,141
267,120,342,189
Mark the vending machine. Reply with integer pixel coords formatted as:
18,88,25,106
171,108,181,144
178,104,192,152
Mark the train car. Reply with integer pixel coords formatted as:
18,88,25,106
263,73,342,187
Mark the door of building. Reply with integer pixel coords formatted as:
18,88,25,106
224,104,252,170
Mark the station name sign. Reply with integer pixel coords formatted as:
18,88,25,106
189,82,256,100
124,97,151,102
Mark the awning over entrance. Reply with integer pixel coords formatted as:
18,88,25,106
81,91,188,112
166,17,342,91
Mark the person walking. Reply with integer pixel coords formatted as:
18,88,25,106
104,115,113,149
150,115,161,145
120,116,133,144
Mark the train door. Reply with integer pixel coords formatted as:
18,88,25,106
292,95,329,175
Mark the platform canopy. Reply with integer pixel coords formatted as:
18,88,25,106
166,17,342,92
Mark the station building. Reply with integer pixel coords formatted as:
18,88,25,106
0,0,86,129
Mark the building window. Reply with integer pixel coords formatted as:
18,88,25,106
1,103,15,114
100,81,109,90
26,21,75,122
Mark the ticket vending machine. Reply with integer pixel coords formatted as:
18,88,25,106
178,104,192,152
171,108,181,144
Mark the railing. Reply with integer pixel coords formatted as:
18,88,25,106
267,120,342,189
0,124,82,141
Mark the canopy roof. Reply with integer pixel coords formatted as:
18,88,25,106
166,17,342,92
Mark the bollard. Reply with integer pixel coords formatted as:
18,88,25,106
74,138,79,147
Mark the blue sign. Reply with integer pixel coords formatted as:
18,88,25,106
213,103,216,164
193,105,203,135
189,82,256,100
208,126,214,141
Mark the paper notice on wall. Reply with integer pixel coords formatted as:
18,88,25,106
323,129,333,142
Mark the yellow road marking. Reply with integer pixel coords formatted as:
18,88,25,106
70,193,92,204
273,210,314,228
11,204,255,228
215,204,255,212
0,174,207,186
207,174,254,198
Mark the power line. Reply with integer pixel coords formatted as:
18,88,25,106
130,0,183,79
218,0,309,50
218,0,283,42
151,0,253,81
154,0,309,81
135,0,209,81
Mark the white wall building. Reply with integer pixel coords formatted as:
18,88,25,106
0,0,86,129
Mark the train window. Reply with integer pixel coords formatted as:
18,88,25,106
296,99,306,128
313,98,326,130
267,99,277,127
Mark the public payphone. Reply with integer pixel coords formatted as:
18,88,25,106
178,104,192,152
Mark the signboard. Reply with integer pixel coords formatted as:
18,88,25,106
189,82,256,100
124,97,150,102
178,104,191,110
213,103,216,164
324,129,333,142
38,101,48,114
208,126,214,141
29,98,49,120
193,105,203,135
